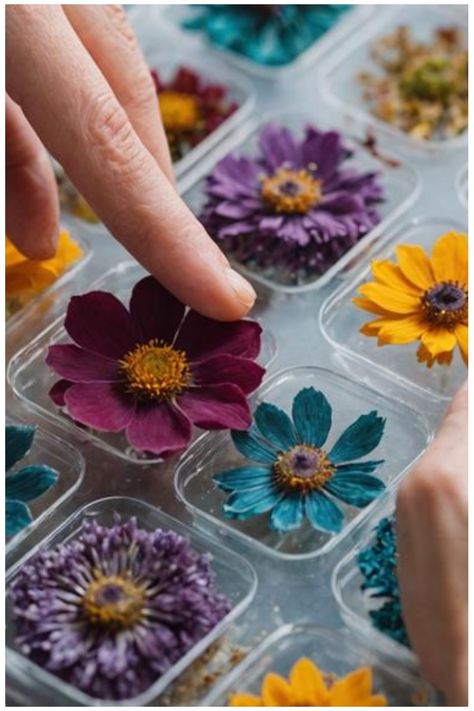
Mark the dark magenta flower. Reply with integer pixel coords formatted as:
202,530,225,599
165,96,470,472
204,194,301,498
46,276,265,457
199,123,384,283
10,515,231,701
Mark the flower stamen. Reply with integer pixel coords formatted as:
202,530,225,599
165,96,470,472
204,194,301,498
421,280,468,327
273,444,335,492
120,339,190,400
83,574,145,629
158,91,200,132
261,168,322,214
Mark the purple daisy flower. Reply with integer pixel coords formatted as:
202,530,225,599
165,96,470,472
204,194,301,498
10,515,231,701
46,276,265,458
199,122,385,283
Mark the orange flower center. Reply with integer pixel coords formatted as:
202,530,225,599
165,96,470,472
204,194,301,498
83,574,145,630
158,91,200,132
421,280,468,327
273,445,335,492
120,339,190,400
261,168,322,214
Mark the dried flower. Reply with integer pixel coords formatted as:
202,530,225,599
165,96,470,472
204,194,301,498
354,230,468,367
54,162,98,223
199,123,384,284
229,656,387,706
10,515,231,701
46,276,264,457
214,387,386,534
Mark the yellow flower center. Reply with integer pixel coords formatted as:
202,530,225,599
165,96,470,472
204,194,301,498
421,280,468,327
83,574,145,630
273,445,335,493
261,168,322,214
158,91,200,132
120,339,190,400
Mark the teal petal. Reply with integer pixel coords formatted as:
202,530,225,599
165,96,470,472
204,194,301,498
329,411,386,464
335,460,385,475
231,427,277,464
254,402,297,451
292,388,332,448
6,425,36,471
270,494,304,532
214,466,272,492
305,491,344,533
224,484,283,516
325,473,386,507
6,465,58,502
6,499,33,537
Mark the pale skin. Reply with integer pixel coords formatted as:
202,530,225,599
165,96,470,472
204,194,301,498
6,4,256,321
397,380,468,706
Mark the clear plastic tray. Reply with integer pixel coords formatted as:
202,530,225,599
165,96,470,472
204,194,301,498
175,366,431,561
456,165,468,209
202,623,437,706
180,111,419,294
7,261,276,465
320,216,468,401
319,4,468,154
6,496,258,707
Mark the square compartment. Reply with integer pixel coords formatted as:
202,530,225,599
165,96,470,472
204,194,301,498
320,5,468,153
6,422,85,558
181,111,419,294
7,261,276,465
175,366,431,561
457,165,468,208
6,496,257,707
320,216,468,401
202,623,436,706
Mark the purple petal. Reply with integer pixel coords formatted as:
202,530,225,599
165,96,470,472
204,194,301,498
259,216,284,232
319,191,365,214
192,354,265,394
126,401,192,456
218,221,255,238
302,129,345,181
277,218,311,246
259,123,300,170
49,379,72,406
175,313,262,361
64,382,135,431
214,201,257,219
129,275,185,344
65,291,139,359
177,383,251,429
46,344,120,382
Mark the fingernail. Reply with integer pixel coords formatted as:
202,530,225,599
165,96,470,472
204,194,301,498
225,267,256,308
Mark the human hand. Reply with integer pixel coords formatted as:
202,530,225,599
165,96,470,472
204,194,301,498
6,4,256,320
396,380,468,705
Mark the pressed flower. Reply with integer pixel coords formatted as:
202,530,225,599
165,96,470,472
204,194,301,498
6,425,58,538
200,123,384,284
359,26,467,140
183,5,351,67
358,516,409,647
152,66,238,162
354,230,468,367
229,656,387,706
46,275,265,457
10,515,231,700
54,162,98,222
6,230,83,319
214,387,386,534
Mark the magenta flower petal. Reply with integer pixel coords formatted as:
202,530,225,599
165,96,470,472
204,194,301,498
49,379,72,407
192,354,265,394
175,313,262,361
46,344,121,382
64,382,135,432
177,383,251,430
65,291,139,359
126,402,192,457
129,276,185,344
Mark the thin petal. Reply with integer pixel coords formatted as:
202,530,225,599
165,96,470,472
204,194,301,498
213,466,272,492
305,491,344,533
431,230,468,285
191,354,265,394
292,388,332,447
254,402,298,451
46,344,121,382
126,401,191,457
6,424,35,471
270,494,305,531
335,460,385,475
455,323,468,365
6,465,58,502
371,259,422,295
231,427,278,464
129,275,185,344
6,499,33,537
224,484,283,516
421,327,457,357
395,245,434,290
64,382,135,431
175,312,262,361
329,667,375,705
177,384,251,430
49,379,72,407
325,473,385,507
375,314,426,345
261,673,294,706
353,296,394,317
357,282,421,314
289,658,329,705
329,411,386,464
229,693,263,706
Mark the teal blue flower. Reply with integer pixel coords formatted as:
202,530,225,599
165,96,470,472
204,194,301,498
182,5,352,67
6,425,58,538
214,388,386,534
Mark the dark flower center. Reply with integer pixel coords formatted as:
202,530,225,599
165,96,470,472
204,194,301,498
421,280,468,327
120,338,190,400
83,575,145,629
273,444,335,492
158,91,200,132
261,168,322,215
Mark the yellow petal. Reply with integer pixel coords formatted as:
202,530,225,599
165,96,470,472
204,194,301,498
416,343,454,368
455,323,468,366
353,694,388,706
329,667,372,705
229,692,263,706
5,238,27,268
376,314,425,345
396,244,435,290
358,282,421,314
6,263,58,296
421,327,457,357
371,259,421,295
430,230,468,286
289,657,329,705
353,296,394,317
261,673,294,706
360,318,385,337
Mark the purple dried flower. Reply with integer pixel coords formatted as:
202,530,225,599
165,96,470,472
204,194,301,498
10,515,231,701
199,122,385,283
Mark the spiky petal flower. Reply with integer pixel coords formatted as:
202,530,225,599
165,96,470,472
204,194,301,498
46,276,265,457
10,515,231,701
354,230,468,367
214,387,386,534
199,123,384,284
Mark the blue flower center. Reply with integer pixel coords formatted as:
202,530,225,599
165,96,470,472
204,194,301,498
422,280,468,327
274,444,335,492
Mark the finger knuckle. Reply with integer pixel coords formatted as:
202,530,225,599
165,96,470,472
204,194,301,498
85,94,140,171
105,5,139,51
121,69,156,116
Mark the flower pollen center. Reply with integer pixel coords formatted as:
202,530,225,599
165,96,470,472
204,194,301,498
158,91,200,132
120,339,190,400
82,574,145,630
261,168,322,214
421,280,468,327
273,444,335,492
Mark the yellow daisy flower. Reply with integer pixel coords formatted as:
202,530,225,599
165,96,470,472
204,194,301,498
229,657,387,706
354,231,468,368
